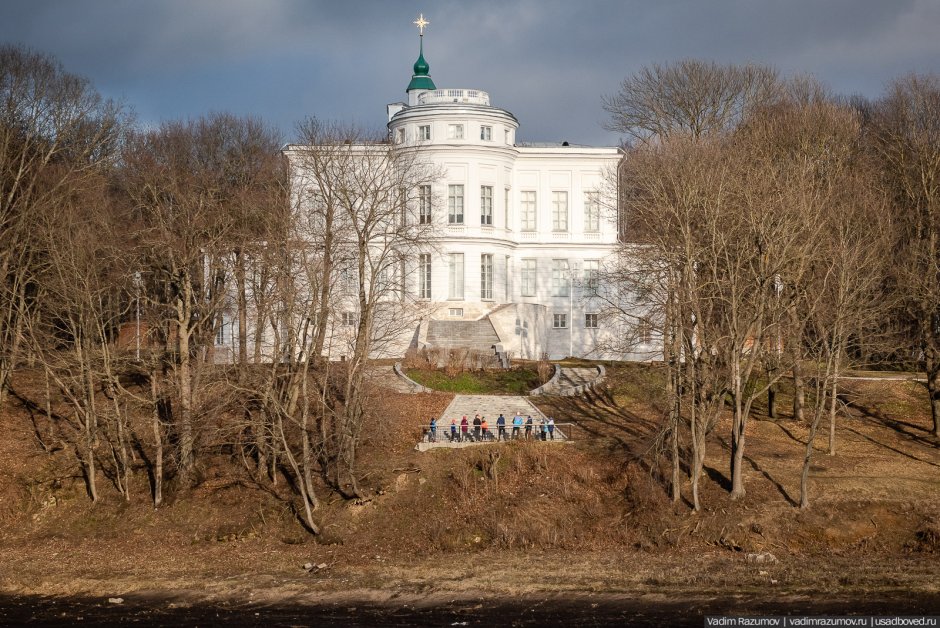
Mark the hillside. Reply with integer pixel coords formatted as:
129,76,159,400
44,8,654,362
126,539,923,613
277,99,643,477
0,363,938,623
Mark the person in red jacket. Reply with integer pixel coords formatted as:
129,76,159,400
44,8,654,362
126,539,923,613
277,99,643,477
460,415,469,442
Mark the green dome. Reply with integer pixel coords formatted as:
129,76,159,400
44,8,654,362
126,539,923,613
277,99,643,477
406,38,436,92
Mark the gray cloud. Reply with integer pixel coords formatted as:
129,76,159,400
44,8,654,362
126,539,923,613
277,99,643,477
1,0,938,145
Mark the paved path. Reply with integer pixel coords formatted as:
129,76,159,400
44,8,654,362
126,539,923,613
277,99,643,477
370,365,421,393
417,394,566,451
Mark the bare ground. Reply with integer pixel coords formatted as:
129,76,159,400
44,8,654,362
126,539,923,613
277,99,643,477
0,364,938,624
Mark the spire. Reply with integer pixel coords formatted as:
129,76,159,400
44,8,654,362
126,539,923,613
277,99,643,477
407,13,436,92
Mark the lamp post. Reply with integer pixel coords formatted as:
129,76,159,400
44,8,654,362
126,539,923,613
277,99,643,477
566,266,581,359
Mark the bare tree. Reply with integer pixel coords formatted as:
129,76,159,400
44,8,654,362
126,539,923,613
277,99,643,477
603,59,780,146
869,74,940,437
0,44,122,410
235,121,440,531
120,115,259,486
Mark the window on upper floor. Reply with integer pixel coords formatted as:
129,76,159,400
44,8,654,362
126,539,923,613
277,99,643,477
480,186,493,226
552,191,568,232
504,188,511,230
418,185,432,224
341,312,357,327
520,191,536,231
448,184,464,224
418,125,431,141
481,125,492,141
447,124,464,140
585,313,599,329
553,313,567,329
395,128,405,144
584,191,601,233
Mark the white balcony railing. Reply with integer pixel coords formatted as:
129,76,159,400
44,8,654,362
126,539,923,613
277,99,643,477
417,89,490,106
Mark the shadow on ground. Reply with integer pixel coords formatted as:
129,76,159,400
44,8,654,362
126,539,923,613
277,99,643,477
3,592,939,627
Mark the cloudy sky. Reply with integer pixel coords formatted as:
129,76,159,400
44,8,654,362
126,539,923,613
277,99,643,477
2,0,939,146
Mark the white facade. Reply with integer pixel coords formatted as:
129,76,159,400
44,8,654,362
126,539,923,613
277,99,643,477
216,32,661,363
383,72,657,360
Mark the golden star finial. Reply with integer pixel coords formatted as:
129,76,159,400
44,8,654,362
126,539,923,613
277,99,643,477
414,13,429,36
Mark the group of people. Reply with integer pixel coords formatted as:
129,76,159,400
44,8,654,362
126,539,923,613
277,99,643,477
427,413,557,443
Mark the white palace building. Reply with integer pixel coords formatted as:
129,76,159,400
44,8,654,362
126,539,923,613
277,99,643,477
219,17,660,363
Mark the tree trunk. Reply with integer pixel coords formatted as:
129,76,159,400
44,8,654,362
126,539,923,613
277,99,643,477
929,369,940,438
235,248,249,374
799,411,822,509
0,279,27,411
730,362,747,500
792,360,805,422
151,372,163,507
927,350,940,438
176,280,194,484
83,409,99,503
828,349,842,456
767,384,777,419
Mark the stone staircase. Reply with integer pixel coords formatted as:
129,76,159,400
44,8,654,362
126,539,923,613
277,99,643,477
425,319,500,353
439,395,545,423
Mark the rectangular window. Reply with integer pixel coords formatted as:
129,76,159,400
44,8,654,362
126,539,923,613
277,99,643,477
378,263,393,293
552,191,568,232
419,254,431,299
637,319,653,344
448,184,464,224
215,316,228,345
521,259,536,297
341,312,356,326
418,184,432,224
585,313,598,329
418,125,431,140
480,125,492,141
339,266,356,293
448,307,464,317
520,191,536,231
480,185,493,225
481,254,493,300
584,191,600,232
553,313,567,329
583,260,599,295
447,124,464,139
504,188,511,230
552,259,569,297
448,253,464,299
396,128,405,144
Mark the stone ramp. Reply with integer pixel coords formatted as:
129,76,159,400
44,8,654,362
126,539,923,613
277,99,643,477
417,394,566,451
538,366,602,396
